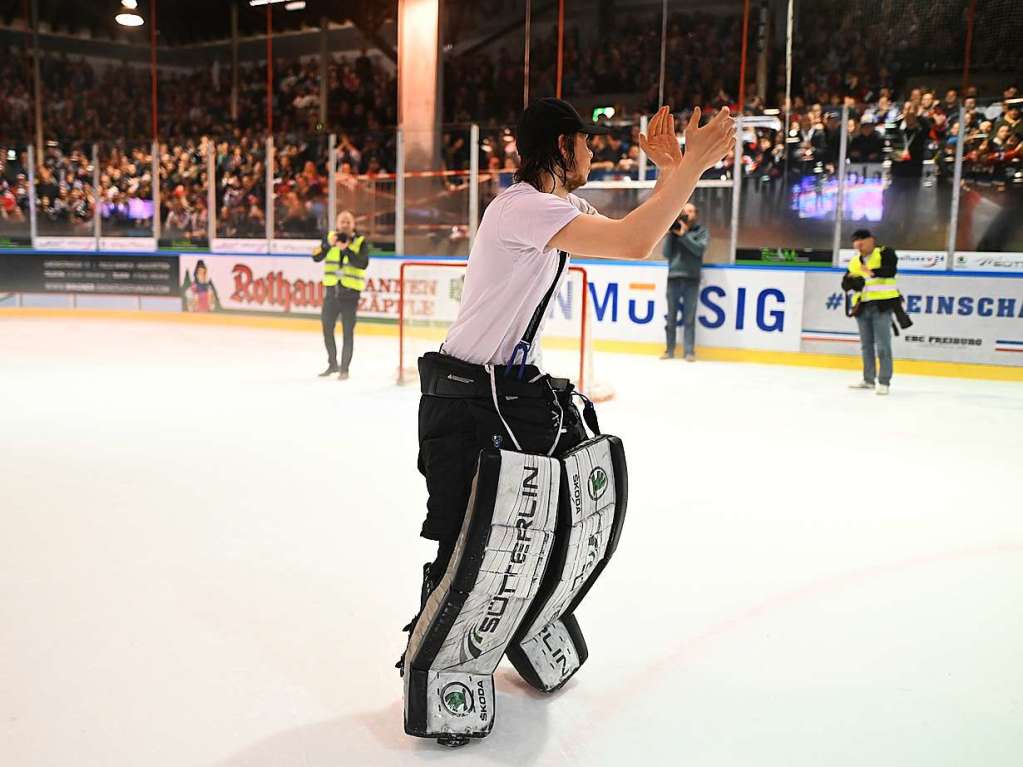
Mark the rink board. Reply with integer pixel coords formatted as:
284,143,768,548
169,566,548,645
3,250,1023,372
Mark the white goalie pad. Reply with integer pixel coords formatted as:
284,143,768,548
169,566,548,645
507,434,628,692
403,449,560,739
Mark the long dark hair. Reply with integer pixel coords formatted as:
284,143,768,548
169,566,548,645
514,133,578,194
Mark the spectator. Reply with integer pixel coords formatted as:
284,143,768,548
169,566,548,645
278,190,314,236
891,103,931,178
749,134,783,179
822,111,843,166
942,88,959,115
848,115,885,162
996,101,1022,139
864,93,900,125
791,113,826,167
164,196,193,239
442,132,469,172
589,134,620,171
1,180,24,222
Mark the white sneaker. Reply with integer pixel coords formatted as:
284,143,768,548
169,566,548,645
876,384,890,396
849,381,875,390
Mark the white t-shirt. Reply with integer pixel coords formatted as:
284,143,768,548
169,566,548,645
442,182,597,366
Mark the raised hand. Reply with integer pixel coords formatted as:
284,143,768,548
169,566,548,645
682,106,736,171
638,106,683,171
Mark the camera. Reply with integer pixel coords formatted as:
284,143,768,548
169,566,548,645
679,213,690,224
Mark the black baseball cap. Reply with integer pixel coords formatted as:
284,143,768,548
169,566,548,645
517,98,610,156
851,229,873,241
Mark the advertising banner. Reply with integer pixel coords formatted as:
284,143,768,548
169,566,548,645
801,271,1023,365
178,253,409,318
580,263,806,351
838,248,948,271
270,239,320,255
953,252,1023,273
98,237,157,253
0,232,31,249
33,236,97,252
8,245,1022,370
210,238,270,254
736,247,832,268
0,252,178,295
175,254,807,352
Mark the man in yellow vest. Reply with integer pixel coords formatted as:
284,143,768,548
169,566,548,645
312,210,369,380
842,229,899,395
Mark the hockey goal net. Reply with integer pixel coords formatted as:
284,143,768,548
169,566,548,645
397,260,613,401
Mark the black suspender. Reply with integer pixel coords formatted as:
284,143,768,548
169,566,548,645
507,250,568,379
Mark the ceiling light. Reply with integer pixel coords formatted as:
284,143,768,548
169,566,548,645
285,1,306,9
249,0,290,6
115,12,144,26
121,0,138,9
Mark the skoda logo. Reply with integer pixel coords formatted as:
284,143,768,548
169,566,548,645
441,682,474,717
587,467,609,501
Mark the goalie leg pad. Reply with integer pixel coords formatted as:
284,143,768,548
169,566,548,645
507,434,628,692
403,448,560,739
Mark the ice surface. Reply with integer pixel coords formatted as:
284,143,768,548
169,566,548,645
1,317,1022,767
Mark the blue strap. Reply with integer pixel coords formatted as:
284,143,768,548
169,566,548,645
506,340,531,380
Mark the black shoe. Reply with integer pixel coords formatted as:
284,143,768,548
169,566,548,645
437,735,470,748
318,366,339,377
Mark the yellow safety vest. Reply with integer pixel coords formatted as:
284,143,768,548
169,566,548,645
848,246,898,308
321,233,367,291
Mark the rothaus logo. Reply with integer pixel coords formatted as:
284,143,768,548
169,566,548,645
441,682,475,717
231,264,323,313
478,463,539,635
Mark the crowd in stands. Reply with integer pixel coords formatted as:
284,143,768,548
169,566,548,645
441,0,1020,186
35,144,95,235
443,11,742,129
0,0,1018,242
0,45,397,241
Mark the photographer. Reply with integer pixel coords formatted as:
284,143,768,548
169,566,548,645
842,229,899,395
312,210,369,380
662,202,708,361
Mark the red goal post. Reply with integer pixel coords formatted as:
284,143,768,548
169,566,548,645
398,260,611,401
